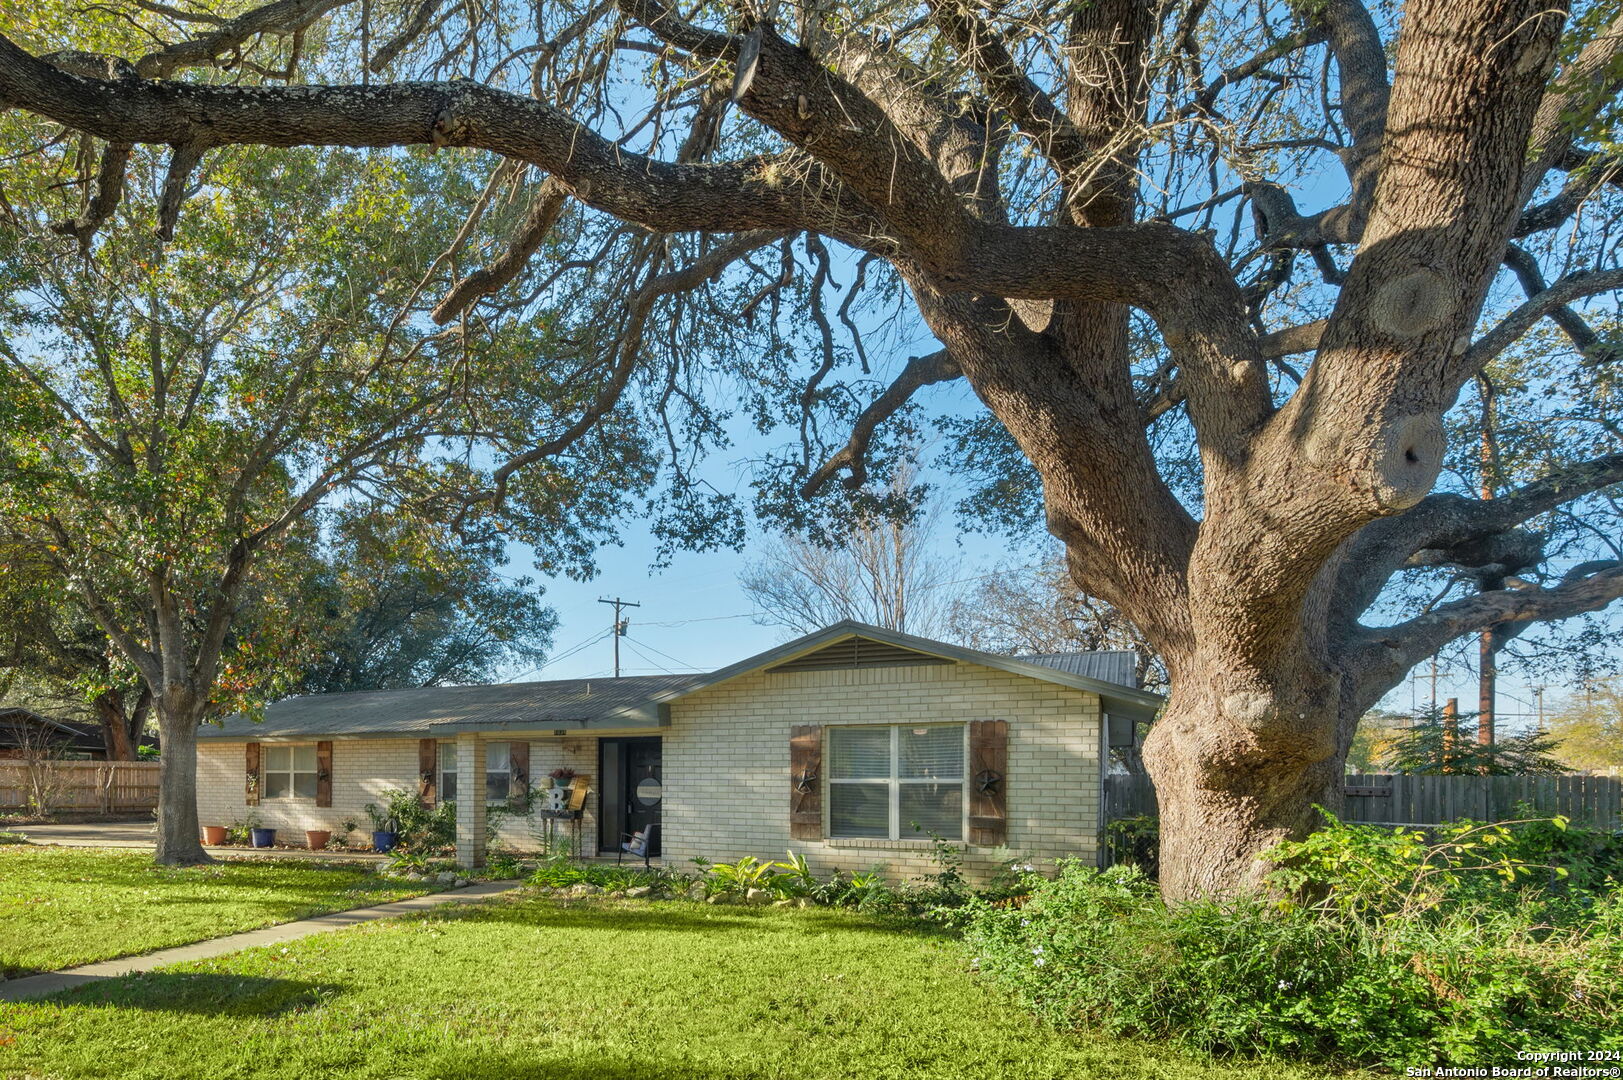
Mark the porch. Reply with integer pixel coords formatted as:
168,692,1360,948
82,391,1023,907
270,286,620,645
447,731,661,867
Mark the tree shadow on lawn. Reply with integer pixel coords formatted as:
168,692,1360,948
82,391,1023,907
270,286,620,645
46,972,346,1016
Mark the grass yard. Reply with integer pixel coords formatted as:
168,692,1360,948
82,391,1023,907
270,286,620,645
0,894,1370,1080
0,846,434,977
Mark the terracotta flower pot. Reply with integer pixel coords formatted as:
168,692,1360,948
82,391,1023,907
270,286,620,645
202,826,229,846
305,829,332,850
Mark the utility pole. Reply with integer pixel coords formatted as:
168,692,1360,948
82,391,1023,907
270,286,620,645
598,597,640,678
1475,375,1501,756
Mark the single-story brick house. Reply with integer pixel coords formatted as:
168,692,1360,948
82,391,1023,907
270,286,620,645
197,622,1161,878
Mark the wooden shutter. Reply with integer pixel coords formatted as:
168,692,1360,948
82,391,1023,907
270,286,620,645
316,741,333,808
789,724,823,840
245,742,261,806
418,739,438,807
509,741,530,805
968,720,1008,846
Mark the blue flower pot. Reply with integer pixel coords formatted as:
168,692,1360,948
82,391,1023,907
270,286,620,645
372,830,399,853
249,827,277,848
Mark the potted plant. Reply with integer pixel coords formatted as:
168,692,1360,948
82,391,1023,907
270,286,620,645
247,812,276,848
549,766,576,789
201,825,228,845
364,801,398,853
305,828,332,850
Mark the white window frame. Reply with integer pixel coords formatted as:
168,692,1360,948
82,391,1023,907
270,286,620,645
485,741,511,807
262,744,318,802
437,741,458,803
827,724,965,841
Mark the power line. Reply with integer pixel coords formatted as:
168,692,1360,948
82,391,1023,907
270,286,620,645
501,627,613,683
643,611,768,627
619,638,686,676
623,635,700,672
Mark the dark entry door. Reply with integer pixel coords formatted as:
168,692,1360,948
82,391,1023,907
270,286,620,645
599,737,661,855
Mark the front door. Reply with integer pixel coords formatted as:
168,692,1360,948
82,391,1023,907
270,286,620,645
599,737,661,856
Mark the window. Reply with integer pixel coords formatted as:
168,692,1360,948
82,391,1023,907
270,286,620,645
438,741,458,802
828,725,963,840
485,741,510,805
262,745,318,800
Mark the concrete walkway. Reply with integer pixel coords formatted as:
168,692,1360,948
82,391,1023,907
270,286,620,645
0,879,524,1002
11,822,386,863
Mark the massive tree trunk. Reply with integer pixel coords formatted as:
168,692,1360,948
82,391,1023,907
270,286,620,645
1143,659,1352,897
153,703,209,865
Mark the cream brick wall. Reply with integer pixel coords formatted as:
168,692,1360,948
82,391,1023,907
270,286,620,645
196,735,600,853
196,737,420,840
661,661,1102,882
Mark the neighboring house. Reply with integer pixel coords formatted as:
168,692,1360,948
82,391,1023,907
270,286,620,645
196,622,1161,878
0,708,110,759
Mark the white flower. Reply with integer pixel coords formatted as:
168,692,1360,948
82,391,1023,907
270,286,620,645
1276,980,1291,991
1033,957,1046,966
1032,945,1044,955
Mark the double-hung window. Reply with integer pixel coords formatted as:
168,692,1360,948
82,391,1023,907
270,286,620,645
485,741,511,805
828,724,964,840
263,745,318,800
437,741,458,802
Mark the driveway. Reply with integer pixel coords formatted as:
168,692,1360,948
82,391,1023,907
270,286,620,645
9,821,386,862
9,821,156,847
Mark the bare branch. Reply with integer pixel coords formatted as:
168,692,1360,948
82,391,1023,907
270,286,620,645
1258,319,1325,358
155,142,204,242
801,348,962,497
136,0,355,78
1500,246,1623,366
1458,265,1623,375
431,177,569,324
474,229,789,507
924,0,1090,183
1365,561,1623,680
51,140,132,251
369,0,447,73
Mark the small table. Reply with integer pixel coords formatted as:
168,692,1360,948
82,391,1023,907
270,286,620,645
536,808,583,857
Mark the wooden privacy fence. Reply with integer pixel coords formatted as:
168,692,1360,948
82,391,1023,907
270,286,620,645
0,760,160,812
1104,772,1623,832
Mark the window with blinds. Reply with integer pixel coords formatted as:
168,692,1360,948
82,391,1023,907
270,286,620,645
438,741,458,802
262,745,318,800
485,741,510,805
828,724,964,840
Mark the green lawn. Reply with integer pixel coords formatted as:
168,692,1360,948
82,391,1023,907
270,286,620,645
0,894,1369,1080
0,846,433,977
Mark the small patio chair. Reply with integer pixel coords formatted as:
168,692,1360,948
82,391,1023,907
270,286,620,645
618,823,656,867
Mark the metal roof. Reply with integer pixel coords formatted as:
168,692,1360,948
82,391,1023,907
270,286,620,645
1016,650,1140,689
655,621,1164,715
200,674,705,740
202,622,1163,740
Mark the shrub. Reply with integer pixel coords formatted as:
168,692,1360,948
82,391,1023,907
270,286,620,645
366,788,455,852
959,849,1623,1068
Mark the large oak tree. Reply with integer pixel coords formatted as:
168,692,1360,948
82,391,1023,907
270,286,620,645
1,0,1619,895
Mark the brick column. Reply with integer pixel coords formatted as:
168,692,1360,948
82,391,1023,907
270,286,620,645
454,732,485,868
